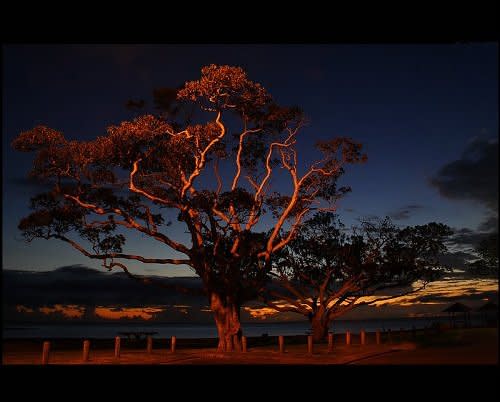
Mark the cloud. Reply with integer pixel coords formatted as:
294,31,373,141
3,265,203,310
438,251,477,269
450,227,496,249
478,216,499,232
366,272,498,307
429,138,498,211
388,204,424,221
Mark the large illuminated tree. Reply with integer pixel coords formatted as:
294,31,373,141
266,213,452,342
12,65,366,351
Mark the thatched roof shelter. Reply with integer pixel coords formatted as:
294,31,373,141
476,302,498,312
442,302,471,328
442,302,471,313
476,302,498,327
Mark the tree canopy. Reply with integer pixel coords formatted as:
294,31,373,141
466,232,498,276
12,64,366,350
266,213,452,341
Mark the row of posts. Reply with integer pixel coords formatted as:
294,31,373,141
41,335,177,364
41,328,411,364
278,329,380,355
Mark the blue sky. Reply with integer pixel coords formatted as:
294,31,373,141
2,44,498,275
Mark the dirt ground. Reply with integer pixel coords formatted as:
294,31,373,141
2,328,497,365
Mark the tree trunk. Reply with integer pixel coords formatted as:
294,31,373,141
210,293,242,352
310,313,329,343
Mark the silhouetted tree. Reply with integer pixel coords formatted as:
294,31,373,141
466,232,498,276
12,65,366,351
265,213,452,342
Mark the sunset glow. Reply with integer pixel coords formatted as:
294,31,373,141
16,305,34,314
243,307,281,319
367,278,499,307
38,304,85,319
94,306,164,320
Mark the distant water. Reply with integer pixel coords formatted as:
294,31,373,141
3,316,477,339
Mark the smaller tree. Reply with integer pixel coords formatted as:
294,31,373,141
265,213,452,342
466,232,498,276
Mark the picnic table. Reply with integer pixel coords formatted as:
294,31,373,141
117,331,159,341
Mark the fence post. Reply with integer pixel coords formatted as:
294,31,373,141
114,336,121,359
233,335,241,352
147,336,153,354
307,335,313,355
328,333,334,353
242,336,247,353
376,330,381,345
360,330,366,345
82,340,90,362
278,335,285,354
171,336,177,353
346,331,351,345
42,341,50,365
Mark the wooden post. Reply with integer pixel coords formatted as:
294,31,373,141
346,331,351,345
147,336,153,354
114,336,121,359
307,335,313,354
233,335,240,352
376,330,381,345
228,335,234,352
387,329,392,343
360,330,366,345
242,336,247,353
42,341,50,365
278,335,284,354
328,333,334,353
82,340,90,362
171,336,177,353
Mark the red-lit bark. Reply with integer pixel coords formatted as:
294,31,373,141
310,310,329,343
210,293,242,352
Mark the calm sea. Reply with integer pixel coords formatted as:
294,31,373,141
3,316,474,339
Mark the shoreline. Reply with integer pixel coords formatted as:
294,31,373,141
3,327,497,365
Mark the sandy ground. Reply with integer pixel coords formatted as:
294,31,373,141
2,328,497,365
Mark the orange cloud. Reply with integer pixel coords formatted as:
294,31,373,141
243,306,281,320
366,278,498,307
16,305,34,313
94,306,164,320
39,304,85,318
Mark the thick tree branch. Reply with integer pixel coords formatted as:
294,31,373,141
231,126,262,191
181,111,226,198
64,194,191,256
50,234,193,266
129,159,174,206
103,261,201,295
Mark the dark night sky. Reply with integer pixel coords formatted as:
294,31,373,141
2,44,498,276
